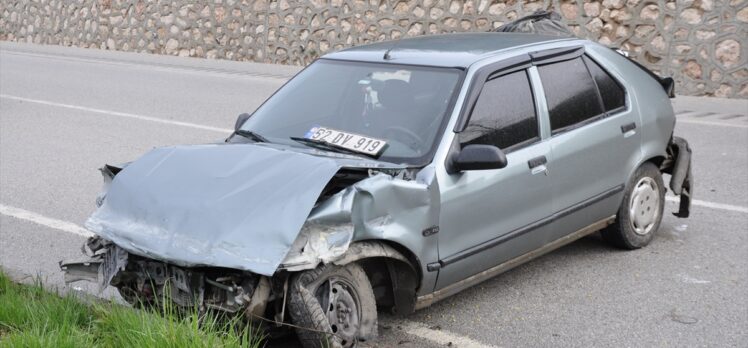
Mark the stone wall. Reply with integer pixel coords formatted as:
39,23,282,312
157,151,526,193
1,0,746,98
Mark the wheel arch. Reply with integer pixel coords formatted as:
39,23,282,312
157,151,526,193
644,155,666,169
625,154,666,187
627,151,667,188
613,153,666,215
332,240,421,315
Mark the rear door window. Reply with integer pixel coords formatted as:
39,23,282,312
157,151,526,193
584,56,626,112
460,70,539,151
537,57,604,133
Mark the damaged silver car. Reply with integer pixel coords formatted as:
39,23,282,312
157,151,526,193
61,32,692,347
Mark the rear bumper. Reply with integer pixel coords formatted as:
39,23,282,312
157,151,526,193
662,136,692,218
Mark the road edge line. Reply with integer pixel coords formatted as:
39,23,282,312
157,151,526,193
677,119,748,129
387,318,499,348
0,204,94,238
666,196,748,214
1,94,232,134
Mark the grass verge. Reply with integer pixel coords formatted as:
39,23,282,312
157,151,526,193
0,271,263,347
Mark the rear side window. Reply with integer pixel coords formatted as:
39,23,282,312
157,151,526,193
538,57,604,132
584,56,625,112
460,70,539,151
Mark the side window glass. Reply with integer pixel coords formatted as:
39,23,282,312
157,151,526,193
460,70,539,151
538,57,604,132
584,56,626,112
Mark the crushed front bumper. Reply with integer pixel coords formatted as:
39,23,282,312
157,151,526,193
60,236,271,316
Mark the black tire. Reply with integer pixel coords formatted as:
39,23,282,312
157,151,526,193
288,263,377,348
602,162,666,249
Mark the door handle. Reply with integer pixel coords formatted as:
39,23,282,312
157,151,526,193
528,155,548,175
528,155,547,169
621,122,637,138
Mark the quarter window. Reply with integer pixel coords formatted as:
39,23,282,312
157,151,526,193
538,57,604,132
460,70,539,151
584,56,626,112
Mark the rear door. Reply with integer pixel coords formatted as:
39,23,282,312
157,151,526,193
436,64,554,289
534,50,639,239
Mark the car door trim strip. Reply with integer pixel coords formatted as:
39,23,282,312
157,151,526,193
416,215,617,309
437,184,624,268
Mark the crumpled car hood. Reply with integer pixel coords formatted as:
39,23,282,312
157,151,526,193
85,143,397,276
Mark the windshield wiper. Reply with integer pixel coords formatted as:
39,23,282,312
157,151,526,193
234,129,270,143
290,137,376,158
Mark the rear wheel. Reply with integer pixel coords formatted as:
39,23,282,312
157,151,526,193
602,162,665,249
288,263,377,348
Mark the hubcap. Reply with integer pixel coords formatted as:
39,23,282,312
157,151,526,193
629,176,660,235
315,277,360,347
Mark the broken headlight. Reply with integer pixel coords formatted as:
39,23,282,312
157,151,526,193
279,222,354,271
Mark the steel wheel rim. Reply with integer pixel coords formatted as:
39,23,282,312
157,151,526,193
315,276,361,347
629,176,660,235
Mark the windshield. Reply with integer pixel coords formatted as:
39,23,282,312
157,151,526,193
240,59,463,165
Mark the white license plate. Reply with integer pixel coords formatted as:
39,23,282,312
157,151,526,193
306,126,388,156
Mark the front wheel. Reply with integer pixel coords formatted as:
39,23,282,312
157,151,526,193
288,263,377,348
602,162,665,249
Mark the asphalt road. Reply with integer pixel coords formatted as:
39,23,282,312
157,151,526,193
1,42,747,347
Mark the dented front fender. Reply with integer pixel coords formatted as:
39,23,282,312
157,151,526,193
280,168,440,295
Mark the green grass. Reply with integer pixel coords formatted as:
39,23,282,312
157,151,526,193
0,271,263,347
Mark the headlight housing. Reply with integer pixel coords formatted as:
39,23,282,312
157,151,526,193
279,222,354,271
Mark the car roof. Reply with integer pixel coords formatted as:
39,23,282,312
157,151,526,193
322,32,574,68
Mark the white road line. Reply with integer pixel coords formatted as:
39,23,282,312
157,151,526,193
0,94,232,134
666,196,748,214
0,203,491,348
677,118,748,129
387,319,499,348
2,50,294,80
3,94,744,132
0,204,93,238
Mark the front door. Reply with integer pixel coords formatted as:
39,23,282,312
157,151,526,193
435,68,554,290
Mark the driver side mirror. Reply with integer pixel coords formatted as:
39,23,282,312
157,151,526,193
450,144,508,173
235,113,251,131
